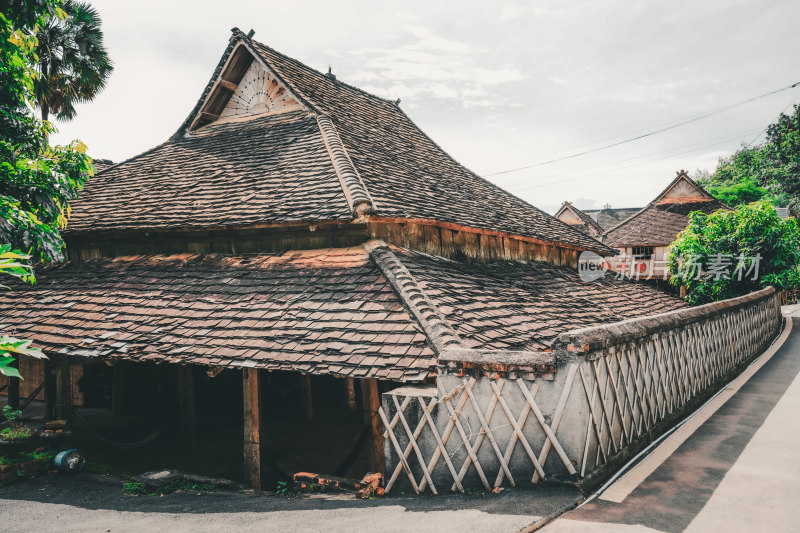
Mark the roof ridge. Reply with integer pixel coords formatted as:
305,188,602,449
316,114,375,217
249,38,398,107
602,171,725,242
364,239,462,353
556,201,604,235
389,105,613,253
171,31,241,140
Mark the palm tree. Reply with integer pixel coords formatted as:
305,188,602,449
35,1,113,123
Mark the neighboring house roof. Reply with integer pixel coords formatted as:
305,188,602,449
554,202,605,237
0,242,685,381
91,158,115,173
583,207,641,230
603,171,727,247
65,29,612,255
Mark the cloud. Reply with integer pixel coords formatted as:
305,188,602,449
342,26,527,108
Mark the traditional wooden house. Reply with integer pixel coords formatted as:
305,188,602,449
0,29,686,488
602,171,727,278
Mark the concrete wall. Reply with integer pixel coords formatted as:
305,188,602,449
382,287,782,494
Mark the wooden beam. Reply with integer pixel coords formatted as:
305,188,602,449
176,365,196,452
199,111,219,122
360,378,384,473
345,377,357,411
218,79,237,91
300,375,313,421
55,355,72,420
242,367,261,490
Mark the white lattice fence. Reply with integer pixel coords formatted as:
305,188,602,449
380,287,782,493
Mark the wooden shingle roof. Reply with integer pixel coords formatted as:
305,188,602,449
66,29,613,255
0,242,685,381
603,171,727,247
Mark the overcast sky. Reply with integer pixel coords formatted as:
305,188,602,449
50,0,800,214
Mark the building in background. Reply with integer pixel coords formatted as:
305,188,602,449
602,170,728,278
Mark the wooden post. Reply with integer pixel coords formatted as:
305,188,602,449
345,377,357,411
360,378,384,473
55,355,72,420
43,359,55,421
300,374,313,421
176,365,196,452
112,362,126,415
242,367,261,490
7,359,19,409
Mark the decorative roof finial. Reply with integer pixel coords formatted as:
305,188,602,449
395,98,401,106
247,29,255,38
325,66,336,81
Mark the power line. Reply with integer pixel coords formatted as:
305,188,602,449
744,95,798,148
509,129,761,195
483,80,800,178
500,127,761,189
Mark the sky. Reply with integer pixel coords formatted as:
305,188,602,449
50,0,800,214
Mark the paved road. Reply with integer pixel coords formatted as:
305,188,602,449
540,314,800,533
0,470,579,533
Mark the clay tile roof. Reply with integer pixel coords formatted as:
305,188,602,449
0,243,685,379
603,172,727,247
65,30,613,255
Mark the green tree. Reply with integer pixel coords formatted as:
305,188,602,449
1,1,94,263
1,1,99,377
762,104,800,208
34,0,113,123
698,105,800,208
667,201,800,304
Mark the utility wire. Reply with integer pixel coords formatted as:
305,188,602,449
510,129,761,194
502,127,761,189
744,95,798,148
483,80,800,178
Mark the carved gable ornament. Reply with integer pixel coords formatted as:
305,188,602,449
189,43,302,131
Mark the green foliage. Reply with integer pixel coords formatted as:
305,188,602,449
698,105,800,208
122,481,147,496
0,335,47,378
1,0,95,263
35,0,114,122
704,178,771,207
1,405,32,441
667,201,800,304
123,477,218,496
276,480,288,495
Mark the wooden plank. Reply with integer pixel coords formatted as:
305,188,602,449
422,225,442,256
360,378,384,473
300,374,313,421
242,368,261,490
176,365,196,452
